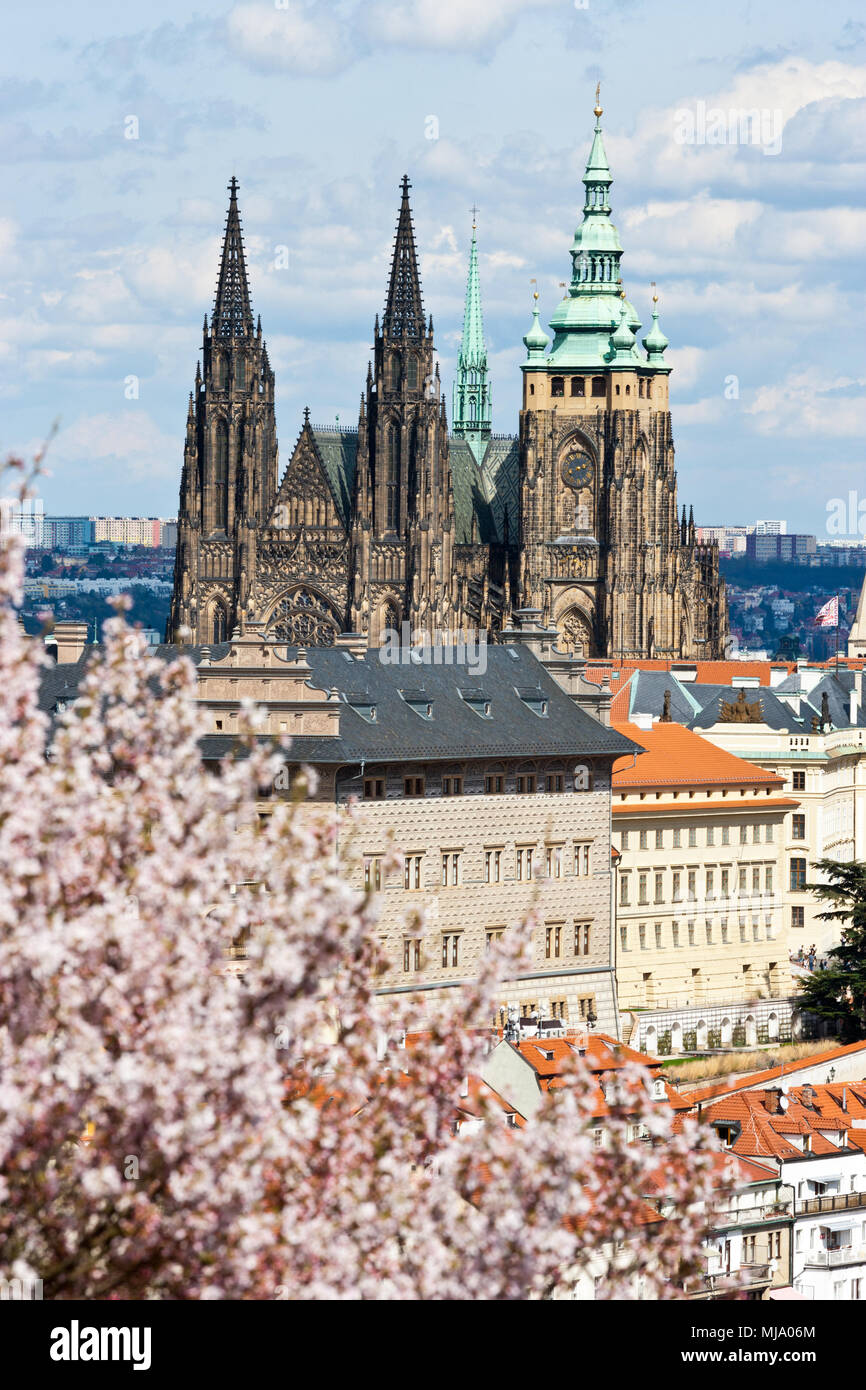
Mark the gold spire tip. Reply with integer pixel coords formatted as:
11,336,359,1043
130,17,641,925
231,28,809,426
594,81,602,118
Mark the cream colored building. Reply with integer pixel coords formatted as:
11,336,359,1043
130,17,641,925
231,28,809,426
43,623,636,1034
612,718,798,1048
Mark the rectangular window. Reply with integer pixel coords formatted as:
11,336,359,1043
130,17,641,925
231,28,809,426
441,934,460,968
442,775,463,796
752,866,761,894
654,872,664,904
722,825,730,846
765,867,773,893
639,829,648,850
721,922,729,943
441,851,461,887
740,825,748,845
575,922,591,956
546,772,564,793
620,873,629,906
403,775,425,798
574,842,591,876
687,870,697,902
364,856,382,891
793,770,806,791
545,924,562,959
672,923,680,948
485,849,502,884
790,858,807,892
721,868,730,898
673,828,682,848
639,923,646,950
706,825,715,847
752,824,761,844
620,925,628,953
655,923,663,950
705,921,713,945
485,928,504,950
688,921,695,947
792,813,806,840
739,867,747,893
364,777,386,799
403,938,421,972
705,869,714,900
404,855,423,890
516,773,537,794
655,828,664,850
740,923,747,943
546,845,563,879
688,826,698,848
639,873,648,905
766,823,775,843
792,905,805,928
672,870,681,902
484,774,504,794
578,995,596,1021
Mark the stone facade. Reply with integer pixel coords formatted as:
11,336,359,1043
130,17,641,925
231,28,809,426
168,105,727,660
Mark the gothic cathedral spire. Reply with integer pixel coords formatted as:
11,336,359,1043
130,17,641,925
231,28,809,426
212,176,254,340
452,216,491,464
382,175,425,339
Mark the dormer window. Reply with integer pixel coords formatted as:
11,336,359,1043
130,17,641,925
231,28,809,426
400,689,433,720
460,688,493,719
516,686,549,717
344,692,377,723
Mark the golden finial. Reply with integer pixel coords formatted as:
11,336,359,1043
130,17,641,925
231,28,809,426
651,280,659,305
594,82,603,119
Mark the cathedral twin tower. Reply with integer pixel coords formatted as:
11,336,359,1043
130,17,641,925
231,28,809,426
168,102,727,659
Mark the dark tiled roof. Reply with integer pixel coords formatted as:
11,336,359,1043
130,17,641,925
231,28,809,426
311,429,357,529
39,643,638,766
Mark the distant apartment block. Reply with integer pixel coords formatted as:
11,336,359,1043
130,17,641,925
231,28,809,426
746,532,816,561
1,497,44,547
40,516,178,549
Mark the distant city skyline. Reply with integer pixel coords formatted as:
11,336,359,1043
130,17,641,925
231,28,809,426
1,0,864,532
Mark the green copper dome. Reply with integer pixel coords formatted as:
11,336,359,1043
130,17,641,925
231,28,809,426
523,297,550,359
642,298,670,368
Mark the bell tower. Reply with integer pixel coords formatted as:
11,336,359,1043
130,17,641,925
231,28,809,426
517,93,725,659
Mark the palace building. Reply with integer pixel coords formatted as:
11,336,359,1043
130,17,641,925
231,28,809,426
167,99,726,660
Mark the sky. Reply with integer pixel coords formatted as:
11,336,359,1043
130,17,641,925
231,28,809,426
1,0,865,534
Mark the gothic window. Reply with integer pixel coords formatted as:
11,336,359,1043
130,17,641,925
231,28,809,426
551,377,564,398
212,602,227,644
266,588,341,647
388,354,399,390
406,355,418,389
386,426,400,531
560,608,593,658
236,358,245,390
469,394,477,422
214,420,229,531
382,601,400,638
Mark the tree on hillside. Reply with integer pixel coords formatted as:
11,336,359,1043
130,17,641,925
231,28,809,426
798,859,866,1041
0,469,724,1300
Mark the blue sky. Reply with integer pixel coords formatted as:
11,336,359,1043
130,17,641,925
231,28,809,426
2,0,864,533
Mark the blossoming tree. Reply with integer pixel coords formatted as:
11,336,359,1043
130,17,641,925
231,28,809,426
0,500,723,1300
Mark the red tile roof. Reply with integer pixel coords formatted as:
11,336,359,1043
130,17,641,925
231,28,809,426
612,721,785,789
675,1040,866,1110
702,1083,866,1161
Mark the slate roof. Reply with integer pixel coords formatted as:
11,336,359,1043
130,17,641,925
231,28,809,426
311,428,357,530
38,642,638,768
450,435,519,545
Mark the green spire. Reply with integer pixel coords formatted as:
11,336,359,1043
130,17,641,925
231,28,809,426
523,291,550,360
609,294,637,366
642,286,670,369
543,90,643,370
452,215,491,463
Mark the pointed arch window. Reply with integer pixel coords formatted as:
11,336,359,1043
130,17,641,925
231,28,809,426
406,355,418,390
386,426,400,532
235,358,245,390
214,421,229,531
212,603,227,644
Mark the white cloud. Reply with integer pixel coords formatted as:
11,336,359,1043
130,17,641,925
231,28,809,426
747,370,866,438
45,411,180,484
226,2,355,76
364,0,558,51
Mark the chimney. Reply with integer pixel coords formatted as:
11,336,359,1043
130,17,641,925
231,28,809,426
765,1088,783,1115
850,690,859,726
53,621,89,664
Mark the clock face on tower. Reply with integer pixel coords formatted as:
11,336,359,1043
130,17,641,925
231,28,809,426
561,453,594,490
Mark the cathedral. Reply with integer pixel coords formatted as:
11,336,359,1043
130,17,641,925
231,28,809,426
168,98,727,659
